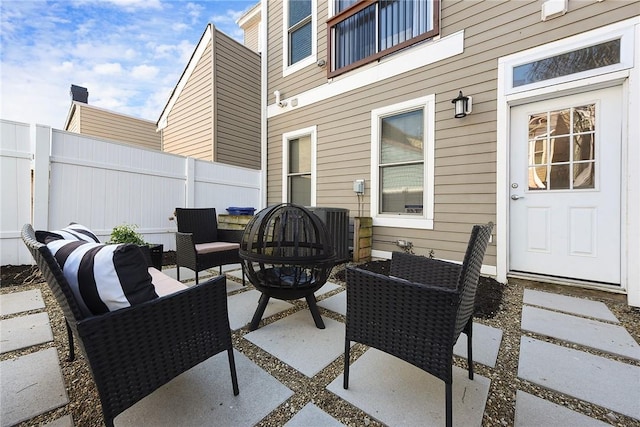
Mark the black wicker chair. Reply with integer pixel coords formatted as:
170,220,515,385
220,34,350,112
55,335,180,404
343,222,494,427
21,224,239,427
175,207,245,285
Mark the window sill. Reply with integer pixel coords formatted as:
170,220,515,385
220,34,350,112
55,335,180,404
373,216,434,230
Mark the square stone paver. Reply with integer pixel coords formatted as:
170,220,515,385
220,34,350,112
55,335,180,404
518,337,640,420
0,348,68,427
115,350,293,426
523,289,618,322
515,390,610,427
284,403,345,427
452,322,503,368
227,290,293,330
522,305,640,360
1,312,53,353
327,348,490,426
245,310,348,377
317,290,346,316
0,289,45,316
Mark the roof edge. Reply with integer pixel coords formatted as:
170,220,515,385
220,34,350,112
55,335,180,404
157,23,214,129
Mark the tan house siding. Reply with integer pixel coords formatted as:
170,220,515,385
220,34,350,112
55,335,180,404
266,0,639,266
159,24,260,169
214,31,261,170
243,21,260,52
162,41,214,161
64,102,160,150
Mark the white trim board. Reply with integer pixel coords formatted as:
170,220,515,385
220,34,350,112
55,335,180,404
268,30,464,118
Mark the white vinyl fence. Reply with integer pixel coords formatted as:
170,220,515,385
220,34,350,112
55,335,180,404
0,119,261,266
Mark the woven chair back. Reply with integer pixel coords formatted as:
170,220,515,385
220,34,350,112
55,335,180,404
453,222,494,338
175,208,218,244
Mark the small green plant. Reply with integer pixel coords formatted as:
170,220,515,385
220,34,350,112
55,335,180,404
108,223,147,245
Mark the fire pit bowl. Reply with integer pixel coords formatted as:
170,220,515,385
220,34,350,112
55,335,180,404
239,203,336,330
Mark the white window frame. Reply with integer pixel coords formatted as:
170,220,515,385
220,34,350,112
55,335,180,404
370,95,435,229
282,126,317,205
502,23,634,96
282,0,317,77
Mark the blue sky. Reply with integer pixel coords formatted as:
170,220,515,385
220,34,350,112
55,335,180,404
0,0,257,129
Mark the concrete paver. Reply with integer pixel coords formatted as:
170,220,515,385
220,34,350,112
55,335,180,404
522,305,640,360
227,289,293,331
245,310,348,377
115,350,293,427
452,322,503,368
523,289,618,322
327,348,490,427
284,403,345,427
0,348,68,427
0,289,45,316
514,390,611,427
0,312,53,353
518,336,640,420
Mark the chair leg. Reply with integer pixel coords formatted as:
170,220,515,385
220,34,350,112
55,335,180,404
227,348,240,396
195,271,199,285
241,268,246,286
220,266,223,275
343,339,351,389
467,320,474,380
445,382,453,427
176,266,180,281
66,320,75,362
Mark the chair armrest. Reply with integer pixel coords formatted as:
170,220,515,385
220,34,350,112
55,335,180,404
390,252,461,289
218,228,243,244
76,275,232,418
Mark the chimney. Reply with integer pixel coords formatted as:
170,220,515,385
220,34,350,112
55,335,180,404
70,85,88,103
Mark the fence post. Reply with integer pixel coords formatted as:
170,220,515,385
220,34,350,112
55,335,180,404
185,157,195,207
32,124,51,230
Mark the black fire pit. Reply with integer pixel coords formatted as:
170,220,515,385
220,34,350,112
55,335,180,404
239,203,336,330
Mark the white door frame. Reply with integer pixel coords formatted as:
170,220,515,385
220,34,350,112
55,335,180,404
496,17,640,306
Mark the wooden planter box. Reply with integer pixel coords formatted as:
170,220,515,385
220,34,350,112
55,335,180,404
353,217,372,262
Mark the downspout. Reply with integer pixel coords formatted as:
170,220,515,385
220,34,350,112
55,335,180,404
260,0,268,210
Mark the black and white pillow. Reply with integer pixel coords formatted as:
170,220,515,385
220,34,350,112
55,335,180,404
46,239,158,316
36,223,100,244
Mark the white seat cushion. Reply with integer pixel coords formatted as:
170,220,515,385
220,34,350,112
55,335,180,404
195,241,240,254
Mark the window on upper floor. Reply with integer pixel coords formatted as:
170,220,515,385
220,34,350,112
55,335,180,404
328,0,439,78
283,0,317,76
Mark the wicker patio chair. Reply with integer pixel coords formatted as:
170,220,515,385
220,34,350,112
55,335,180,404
21,224,239,427
343,222,494,427
175,207,245,285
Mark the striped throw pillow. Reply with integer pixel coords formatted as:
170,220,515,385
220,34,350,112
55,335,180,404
46,239,158,316
36,223,100,244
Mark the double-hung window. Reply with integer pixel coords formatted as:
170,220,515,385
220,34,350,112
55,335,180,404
371,96,434,229
283,126,317,206
284,0,316,75
328,0,439,77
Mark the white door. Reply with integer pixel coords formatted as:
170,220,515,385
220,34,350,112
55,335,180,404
509,86,621,285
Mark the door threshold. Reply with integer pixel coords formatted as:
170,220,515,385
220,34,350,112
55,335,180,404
507,272,626,295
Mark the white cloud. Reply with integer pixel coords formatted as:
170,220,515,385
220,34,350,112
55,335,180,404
53,61,74,73
131,64,159,80
93,62,123,75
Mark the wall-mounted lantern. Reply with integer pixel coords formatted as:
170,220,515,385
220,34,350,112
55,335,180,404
451,91,472,118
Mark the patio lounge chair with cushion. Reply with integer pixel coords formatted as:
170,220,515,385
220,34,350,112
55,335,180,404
343,222,493,427
21,224,239,427
175,207,245,285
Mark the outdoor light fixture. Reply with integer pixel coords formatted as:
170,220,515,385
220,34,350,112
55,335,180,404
452,90,472,118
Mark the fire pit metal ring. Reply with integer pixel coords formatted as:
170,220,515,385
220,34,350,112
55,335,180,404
239,203,336,330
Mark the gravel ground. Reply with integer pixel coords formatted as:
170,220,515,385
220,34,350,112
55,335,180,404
1,262,639,427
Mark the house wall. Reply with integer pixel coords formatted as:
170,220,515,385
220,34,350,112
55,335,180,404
71,103,161,150
162,40,214,161
243,19,260,52
265,0,639,267
214,31,261,170
66,105,80,133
